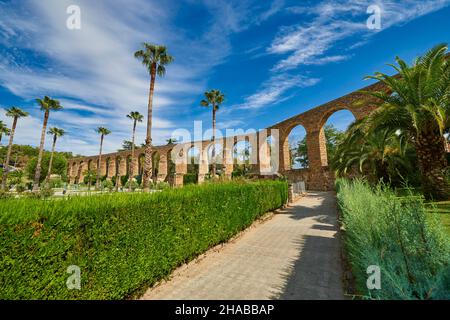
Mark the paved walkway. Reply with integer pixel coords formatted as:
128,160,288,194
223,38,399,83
141,192,345,300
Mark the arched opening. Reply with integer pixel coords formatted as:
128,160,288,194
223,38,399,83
138,154,145,176
152,152,160,180
185,146,200,184
286,124,308,170
207,143,223,175
105,158,111,178
321,109,356,167
233,140,253,176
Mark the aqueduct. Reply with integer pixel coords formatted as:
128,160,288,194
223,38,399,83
68,80,388,191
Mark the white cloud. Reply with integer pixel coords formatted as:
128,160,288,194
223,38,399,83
0,0,254,155
234,74,320,110
270,0,450,70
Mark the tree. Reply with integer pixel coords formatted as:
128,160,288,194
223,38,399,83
46,127,65,183
364,44,450,199
134,43,174,190
96,127,111,189
119,140,139,151
33,96,63,191
2,107,29,190
126,111,143,190
27,153,68,183
201,89,225,177
166,138,177,145
0,121,10,145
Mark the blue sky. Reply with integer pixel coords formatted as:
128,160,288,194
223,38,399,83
0,0,450,156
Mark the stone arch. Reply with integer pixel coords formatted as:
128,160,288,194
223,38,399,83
313,108,357,167
138,153,145,176
152,151,160,180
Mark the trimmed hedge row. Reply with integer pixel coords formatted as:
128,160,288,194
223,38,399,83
0,180,287,300
337,179,450,299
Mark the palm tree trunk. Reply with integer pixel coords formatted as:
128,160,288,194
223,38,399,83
415,132,450,200
97,135,104,190
2,118,17,191
46,135,57,183
143,64,156,190
33,110,49,191
212,107,216,177
129,121,137,191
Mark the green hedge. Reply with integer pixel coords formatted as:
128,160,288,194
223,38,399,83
0,180,287,300
337,179,450,299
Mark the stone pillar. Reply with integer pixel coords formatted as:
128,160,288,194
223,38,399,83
307,128,328,168
198,146,209,184
100,158,107,177
279,132,291,172
157,152,168,182
108,158,116,179
223,136,234,179
78,162,86,184
258,130,272,175
130,157,139,179
173,146,187,188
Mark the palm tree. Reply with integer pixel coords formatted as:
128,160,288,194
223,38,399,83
166,138,177,145
364,44,450,199
134,43,174,190
332,120,414,185
0,121,10,145
96,127,111,189
126,111,143,191
45,127,65,183
201,90,225,177
33,96,63,191
2,107,29,190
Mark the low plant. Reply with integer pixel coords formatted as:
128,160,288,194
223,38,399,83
337,179,450,299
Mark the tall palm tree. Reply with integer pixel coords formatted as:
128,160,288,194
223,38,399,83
126,111,143,190
134,43,174,190
96,127,111,189
33,96,63,191
364,43,450,199
2,107,29,190
0,121,10,145
201,90,225,176
45,127,65,183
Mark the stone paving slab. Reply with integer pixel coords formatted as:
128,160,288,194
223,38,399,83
140,192,345,300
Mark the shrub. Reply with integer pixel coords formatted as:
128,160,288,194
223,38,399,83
337,179,450,299
183,173,198,185
0,180,288,299
15,184,26,194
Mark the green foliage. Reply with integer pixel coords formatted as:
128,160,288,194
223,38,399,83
120,175,129,187
101,179,114,192
183,173,198,185
291,124,345,168
337,179,450,299
332,120,418,187
26,153,68,182
0,180,287,299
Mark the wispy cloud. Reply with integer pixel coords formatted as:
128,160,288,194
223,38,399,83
270,0,450,71
233,74,320,110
